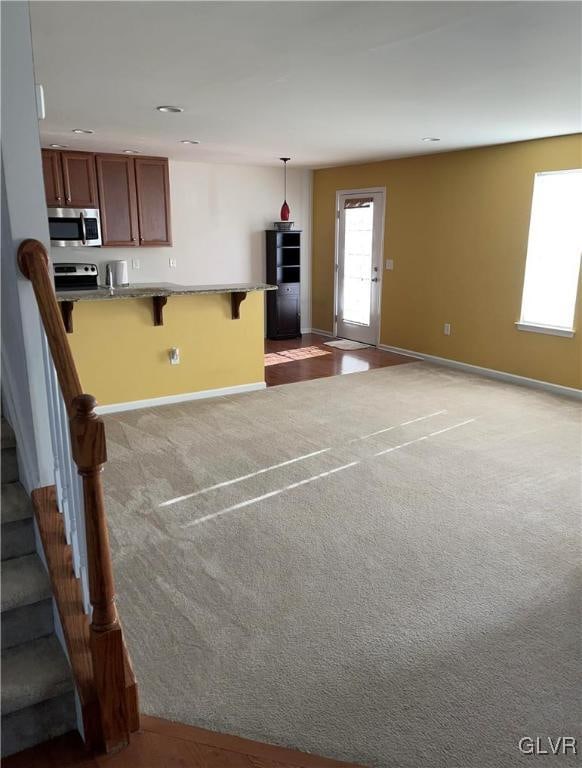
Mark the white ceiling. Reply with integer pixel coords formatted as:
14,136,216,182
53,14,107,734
30,1,581,168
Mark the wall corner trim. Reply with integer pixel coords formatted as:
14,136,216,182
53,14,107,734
376,344,582,400
95,382,267,415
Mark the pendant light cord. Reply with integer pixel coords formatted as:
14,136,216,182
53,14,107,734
280,157,290,202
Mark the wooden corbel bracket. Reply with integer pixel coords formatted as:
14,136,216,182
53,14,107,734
152,296,168,326
60,301,75,334
230,291,247,319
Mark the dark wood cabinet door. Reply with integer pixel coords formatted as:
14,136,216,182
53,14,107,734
61,151,98,208
276,289,300,336
42,150,64,206
134,157,172,246
96,155,139,247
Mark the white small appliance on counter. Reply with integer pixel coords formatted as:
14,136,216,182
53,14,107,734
105,260,129,288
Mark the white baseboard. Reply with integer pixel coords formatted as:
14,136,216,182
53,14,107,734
95,382,267,415
377,344,582,400
309,327,335,338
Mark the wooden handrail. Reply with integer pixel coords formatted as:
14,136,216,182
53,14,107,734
17,239,82,414
17,239,137,753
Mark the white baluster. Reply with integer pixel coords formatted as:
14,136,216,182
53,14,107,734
41,334,64,509
41,333,91,614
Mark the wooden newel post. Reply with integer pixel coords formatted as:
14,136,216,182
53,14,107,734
70,394,130,752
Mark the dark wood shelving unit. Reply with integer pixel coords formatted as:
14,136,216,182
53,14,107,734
266,229,302,340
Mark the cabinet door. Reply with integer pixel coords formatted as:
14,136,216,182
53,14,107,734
134,157,172,246
61,151,98,207
276,290,300,336
42,150,64,207
96,155,139,247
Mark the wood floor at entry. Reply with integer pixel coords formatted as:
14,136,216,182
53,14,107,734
3,715,362,768
265,333,415,386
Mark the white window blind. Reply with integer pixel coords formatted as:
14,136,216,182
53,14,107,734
519,169,582,334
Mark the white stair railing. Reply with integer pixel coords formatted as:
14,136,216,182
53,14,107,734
40,330,91,613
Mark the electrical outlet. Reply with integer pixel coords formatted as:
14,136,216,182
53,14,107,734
169,347,180,365
131,258,140,269
385,259,394,271
443,323,451,336
169,258,177,268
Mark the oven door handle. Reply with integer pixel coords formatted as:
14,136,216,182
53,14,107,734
80,211,87,245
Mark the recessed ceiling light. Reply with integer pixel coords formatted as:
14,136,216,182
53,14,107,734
156,105,183,113
180,140,200,145
50,143,68,148
123,149,140,154
421,137,440,142
72,128,94,134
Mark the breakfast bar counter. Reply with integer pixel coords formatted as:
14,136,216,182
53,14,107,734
56,282,277,411
56,282,276,330
55,282,276,303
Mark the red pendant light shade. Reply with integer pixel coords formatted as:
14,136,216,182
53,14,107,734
280,157,291,221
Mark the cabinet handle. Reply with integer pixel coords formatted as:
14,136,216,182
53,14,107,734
56,196,61,202
66,196,71,203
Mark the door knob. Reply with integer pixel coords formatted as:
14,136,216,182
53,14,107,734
371,277,379,282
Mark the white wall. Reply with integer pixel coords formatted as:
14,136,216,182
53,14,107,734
53,161,313,330
1,1,54,491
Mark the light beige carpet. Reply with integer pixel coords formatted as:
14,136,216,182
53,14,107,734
102,363,581,768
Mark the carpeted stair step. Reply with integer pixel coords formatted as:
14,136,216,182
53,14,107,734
1,636,76,757
1,691,76,758
1,635,73,714
2,518,35,561
0,419,76,757
1,483,35,561
1,554,52,613
1,482,33,525
1,598,54,650
1,554,54,649
1,418,16,450
1,446,19,485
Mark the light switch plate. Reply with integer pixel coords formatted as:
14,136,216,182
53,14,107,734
131,258,140,269
385,259,394,271
444,323,451,336
169,258,177,268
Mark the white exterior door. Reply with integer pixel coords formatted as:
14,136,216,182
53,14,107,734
336,189,385,345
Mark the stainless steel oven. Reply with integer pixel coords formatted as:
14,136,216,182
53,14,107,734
53,262,99,291
48,207,102,247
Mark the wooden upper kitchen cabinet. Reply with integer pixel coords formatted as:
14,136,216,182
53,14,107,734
60,152,98,207
41,150,64,206
43,148,172,247
96,154,139,247
134,157,172,246
42,149,98,208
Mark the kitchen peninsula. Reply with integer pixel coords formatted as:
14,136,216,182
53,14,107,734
56,282,276,412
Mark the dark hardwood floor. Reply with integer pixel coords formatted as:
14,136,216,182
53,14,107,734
265,333,416,386
3,716,362,768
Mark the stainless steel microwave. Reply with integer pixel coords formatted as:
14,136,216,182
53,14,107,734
48,207,102,247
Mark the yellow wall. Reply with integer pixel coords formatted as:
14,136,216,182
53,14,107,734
312,135,582,388
67,292,265,405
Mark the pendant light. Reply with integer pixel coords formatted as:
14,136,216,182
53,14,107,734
280,157,291,222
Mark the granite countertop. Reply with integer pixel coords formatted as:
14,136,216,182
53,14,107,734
55,282,277,302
